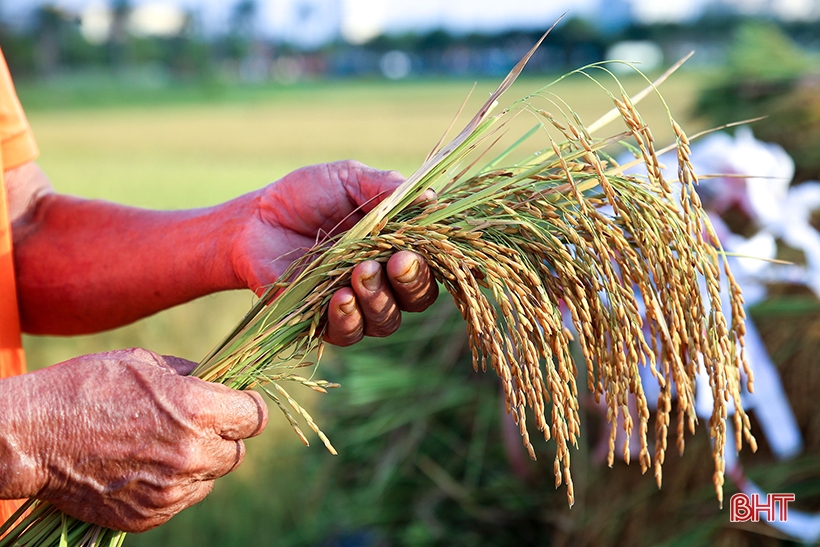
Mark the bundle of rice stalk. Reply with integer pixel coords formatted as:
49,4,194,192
0,33,755,547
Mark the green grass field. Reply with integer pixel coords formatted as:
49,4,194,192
17,71,703,546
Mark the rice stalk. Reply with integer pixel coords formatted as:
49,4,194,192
1,32,753,546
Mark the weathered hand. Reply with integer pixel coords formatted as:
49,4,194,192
0,349,267,533
230,160,439,346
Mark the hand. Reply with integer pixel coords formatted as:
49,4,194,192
230,160,439,346
0,349,267,532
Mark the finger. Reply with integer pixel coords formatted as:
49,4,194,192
201,439,246,480
342,161,405,213
140,480,215,533
179,479,214,511
211,387,268,440
58,479,216,534
123,349,197,377
161,355,198,376
350,260,402,338
386,251,439,313
410,188,437,206
324,287,365,346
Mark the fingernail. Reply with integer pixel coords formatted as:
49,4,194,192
395,258,420,283
340,296,356,315
411,188,437,206
362,268,382,291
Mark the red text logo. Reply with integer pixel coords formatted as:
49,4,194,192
730,493,795,522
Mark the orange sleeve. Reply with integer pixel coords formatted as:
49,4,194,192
0,46,31,378
0,47,30,524
0,49,38,170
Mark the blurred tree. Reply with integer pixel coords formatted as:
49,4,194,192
224,0,257,60
33,5,68,75
417,30,454,53
108,0,132,66
232,0,258,36
163,12,216,82
695,21,820,182
0,25,36,75
546,17,606,70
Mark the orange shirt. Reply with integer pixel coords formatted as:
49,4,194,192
0,48,40,525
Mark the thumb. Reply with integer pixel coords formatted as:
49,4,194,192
160,354,199,376
211,386,269,440
345,164,437,214
342,162,405,213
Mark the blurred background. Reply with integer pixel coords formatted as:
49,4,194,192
5,0,820,545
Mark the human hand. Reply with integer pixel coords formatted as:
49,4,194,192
0,349,267,532
229,160,439,346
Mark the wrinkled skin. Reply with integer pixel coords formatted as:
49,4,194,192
1,159,439,531
0,349,268,533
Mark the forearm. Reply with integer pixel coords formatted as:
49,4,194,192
13,193,251,334
7,159,439,343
